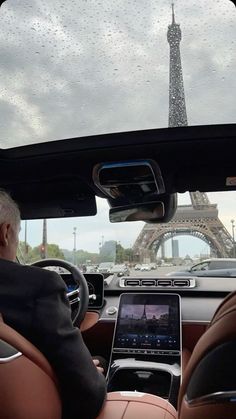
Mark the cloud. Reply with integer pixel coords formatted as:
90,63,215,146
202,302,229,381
0,0,235,147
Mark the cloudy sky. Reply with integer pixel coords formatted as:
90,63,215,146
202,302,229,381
0,0,235,147
0,0,235,257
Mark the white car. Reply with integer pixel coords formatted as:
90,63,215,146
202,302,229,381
140,264,151,271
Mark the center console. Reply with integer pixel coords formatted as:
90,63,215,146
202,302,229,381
107,293,181,408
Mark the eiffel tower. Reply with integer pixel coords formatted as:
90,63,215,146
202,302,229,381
141,305,147,320
133,4,233,261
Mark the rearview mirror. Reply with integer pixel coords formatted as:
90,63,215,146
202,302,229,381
109,202,164,223
109,193,177,223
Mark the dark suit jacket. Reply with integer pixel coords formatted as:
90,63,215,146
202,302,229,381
0,258,106,419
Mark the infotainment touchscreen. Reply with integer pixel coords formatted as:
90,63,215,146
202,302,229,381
113,293,181,354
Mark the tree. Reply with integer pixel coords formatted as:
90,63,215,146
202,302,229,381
75,250,100,265
62,249,100,265
99,241,116,262
116,243,125,263
116,243,134,264
47,244,65,259
124,247,135,264
18,242,65,264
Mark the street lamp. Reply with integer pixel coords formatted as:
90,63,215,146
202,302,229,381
73,227,77,265
171,232,174,259
41,219,47,259
24,220,28,255
116,240,121,264
231,220,235,258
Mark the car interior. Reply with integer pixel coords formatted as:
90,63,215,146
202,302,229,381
0,0,236,418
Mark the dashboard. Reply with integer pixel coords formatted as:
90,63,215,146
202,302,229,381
60,271,236,324
99,275,236,324
61,271,236,342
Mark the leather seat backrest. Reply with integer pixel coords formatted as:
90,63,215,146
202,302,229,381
0,318,61,419
178,291,236,419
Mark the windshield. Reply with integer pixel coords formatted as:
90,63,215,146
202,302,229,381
1,1,235,277
18,191,236,278
0,0,235,147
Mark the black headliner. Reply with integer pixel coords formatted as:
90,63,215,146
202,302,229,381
1,124,235,219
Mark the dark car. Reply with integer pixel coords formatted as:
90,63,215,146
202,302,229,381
168,259,236,277
168,267,236,277
110,264,130,277
97,262,114,274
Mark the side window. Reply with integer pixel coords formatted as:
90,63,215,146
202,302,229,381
211,262,222,269
211,261,236,269
226,261,236,269
191,262,209,272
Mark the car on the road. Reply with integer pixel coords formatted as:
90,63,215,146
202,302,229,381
110,264,130,277
168,258,236,277
86,265,98,273
97,262,114,274
140,264,151,271
161,262,173,267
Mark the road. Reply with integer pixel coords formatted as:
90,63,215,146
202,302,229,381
129,266,187,277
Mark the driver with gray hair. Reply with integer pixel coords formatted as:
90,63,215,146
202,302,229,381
0,189,107,419
0,190,21,261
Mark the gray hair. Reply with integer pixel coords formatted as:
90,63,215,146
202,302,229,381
0,189,21,228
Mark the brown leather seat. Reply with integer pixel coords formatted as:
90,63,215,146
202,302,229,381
0,319,61,419
178,290,236,419
97,392,177,419
0,318,177,419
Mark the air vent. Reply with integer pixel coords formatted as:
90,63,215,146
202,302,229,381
141,279,156,286
119,277,196,288
173,279,190,287
125,279,140,287
157,279,172,287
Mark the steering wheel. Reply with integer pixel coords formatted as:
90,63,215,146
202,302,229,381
31,259,89,326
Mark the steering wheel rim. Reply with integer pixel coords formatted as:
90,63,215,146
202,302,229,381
31,258,89,326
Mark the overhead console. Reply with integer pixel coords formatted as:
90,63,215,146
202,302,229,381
93,160,177,223
107,293,181,408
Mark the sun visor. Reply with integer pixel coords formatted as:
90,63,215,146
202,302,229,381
3,179,97,220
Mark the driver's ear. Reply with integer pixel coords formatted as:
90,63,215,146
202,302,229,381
0,223,10,247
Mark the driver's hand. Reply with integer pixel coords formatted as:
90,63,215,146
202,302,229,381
93,359,104,374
